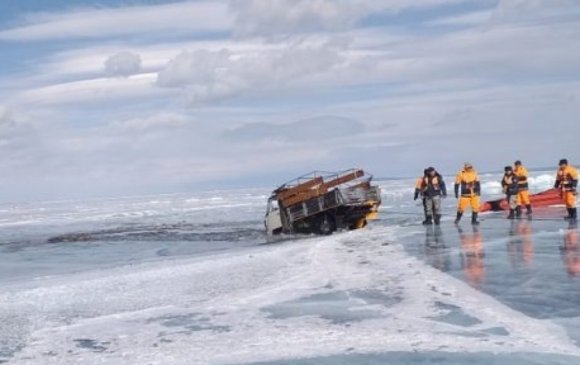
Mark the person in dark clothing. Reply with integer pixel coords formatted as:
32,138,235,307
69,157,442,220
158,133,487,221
501,166,520,219
414,168,430,224
418,167,447,225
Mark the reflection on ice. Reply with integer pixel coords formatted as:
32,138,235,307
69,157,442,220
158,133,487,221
507,221,534,268
456,226,486,289
561,222,580,277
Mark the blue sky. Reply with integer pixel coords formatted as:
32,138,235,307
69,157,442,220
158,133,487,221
1,0,580,201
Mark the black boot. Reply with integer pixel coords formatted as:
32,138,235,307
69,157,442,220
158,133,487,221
422,216,433,225
571,208,578,221
454,212,463,224
565,208,573,220
434,214,441,225
515,206,522,218
507,209,515,219
526,204,532,216
471,212,480,225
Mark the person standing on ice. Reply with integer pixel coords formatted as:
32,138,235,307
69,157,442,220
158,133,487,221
554,158,579,220
501,166,520,219
514,160,532,217
419,167,447,225
414,168,429,224
454,162,481,225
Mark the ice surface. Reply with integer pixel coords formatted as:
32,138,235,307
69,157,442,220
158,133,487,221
0,171,579,364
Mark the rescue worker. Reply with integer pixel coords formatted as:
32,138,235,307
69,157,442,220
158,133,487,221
554,159,579,220
454,162,481,225
501,166,519,219
414,168,429,224
421,167,447,225
514,160,532,217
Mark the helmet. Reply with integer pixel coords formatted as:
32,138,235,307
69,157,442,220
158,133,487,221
559,159,568,166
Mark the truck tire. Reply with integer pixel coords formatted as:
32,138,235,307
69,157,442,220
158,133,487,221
317,214,336,235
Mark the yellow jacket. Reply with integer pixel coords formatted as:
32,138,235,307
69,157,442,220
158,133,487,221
555,165,579,191
514,165,529,190
455,169,481,197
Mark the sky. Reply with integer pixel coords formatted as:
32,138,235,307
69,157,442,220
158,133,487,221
1,0,580,201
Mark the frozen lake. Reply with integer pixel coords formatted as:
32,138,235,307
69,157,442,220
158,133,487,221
1,171,579,364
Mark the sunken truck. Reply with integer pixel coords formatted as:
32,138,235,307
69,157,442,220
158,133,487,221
264,169,382,235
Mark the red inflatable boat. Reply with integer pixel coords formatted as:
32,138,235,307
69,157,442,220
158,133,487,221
480,188,563,212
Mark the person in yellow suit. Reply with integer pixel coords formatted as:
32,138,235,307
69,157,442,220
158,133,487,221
554,158,579,220
454,162,481,225
513,160,532,218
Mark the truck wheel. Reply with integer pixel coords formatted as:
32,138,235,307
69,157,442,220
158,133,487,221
317,214,335,235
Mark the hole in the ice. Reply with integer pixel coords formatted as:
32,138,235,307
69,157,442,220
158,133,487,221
481,327,510,336
73,338,108,352
146,313,230,333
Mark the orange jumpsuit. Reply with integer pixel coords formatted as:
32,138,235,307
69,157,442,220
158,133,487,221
455,169,481,213
555,165,578,208
514,165,531,206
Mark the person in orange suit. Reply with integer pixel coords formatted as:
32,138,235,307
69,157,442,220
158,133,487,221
458,225,485,288
561,221,580,277
514,160,532,218
554,158,578,220
454,162,481,225
414,168,429,224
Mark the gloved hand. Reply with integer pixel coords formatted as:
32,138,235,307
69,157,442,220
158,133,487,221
554,181,560,189
455,192,458,199
413,192,419,201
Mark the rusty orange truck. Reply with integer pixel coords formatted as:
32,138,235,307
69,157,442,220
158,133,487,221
264,169,381,235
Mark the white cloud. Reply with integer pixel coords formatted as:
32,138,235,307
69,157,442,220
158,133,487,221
230,0,475,36
0,105,14,126
109,113,189,132
426,10,492,26
156,41,346,103
16,73,163,106
222,116,365,142
492,0,580,22
105,51,142,77
0,1,232,41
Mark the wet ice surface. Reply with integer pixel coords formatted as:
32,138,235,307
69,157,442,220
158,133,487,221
1,172,580,364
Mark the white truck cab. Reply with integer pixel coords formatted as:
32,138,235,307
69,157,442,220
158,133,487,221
265,196,283,235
